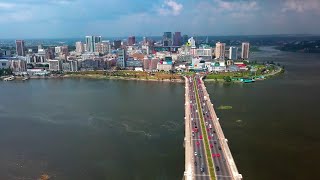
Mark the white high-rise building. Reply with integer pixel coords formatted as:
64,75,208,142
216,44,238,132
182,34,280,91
215,42,226,59
55,46,62,54
188,37,196,48
85,36,102,52
75,41,84,53
229,46,238,60
241,42,250,59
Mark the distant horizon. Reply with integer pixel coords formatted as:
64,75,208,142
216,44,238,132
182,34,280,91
2,33,320,40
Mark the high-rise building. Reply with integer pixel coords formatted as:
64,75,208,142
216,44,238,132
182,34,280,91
173,32,182,46
55,46,62,54
113,40,122,49
182,35,189,44
95,36,102,44
215,42,226,59
229,46,238,60
128,36,136,46
75,41,85,53
116,49,126,68
163,32,172,46
15,40,25,56
46,47,55,59
85,36,102,52
95,42,109,54
61,45,69,56
188,37,196,48
241,42,250,59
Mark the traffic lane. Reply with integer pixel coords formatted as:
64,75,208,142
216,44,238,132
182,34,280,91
190,94,207,178
202,105,231,177
191,86,209,178
196,79,231,178
201,102,228,176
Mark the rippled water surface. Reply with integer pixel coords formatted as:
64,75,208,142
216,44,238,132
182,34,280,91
0,47,319,180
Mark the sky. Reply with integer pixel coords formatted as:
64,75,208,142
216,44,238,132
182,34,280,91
0,0,319,38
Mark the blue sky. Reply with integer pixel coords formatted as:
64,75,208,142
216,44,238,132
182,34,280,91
0,0,319,38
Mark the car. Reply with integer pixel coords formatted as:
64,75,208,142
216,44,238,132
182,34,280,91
213,130,216,133
194,152,197,156
196,141,200,146
216,166,220,171
192,132,195,137
212,154,216,157
211,133,214,137
208,136,211,140
210,144,213,148
200,167,205,172
209,124,212,129
218,146,221,150
214,141,217,144
198,154,202,158
205,122,208,126
199,135,202,139
216,153,221,157
194,161,197,166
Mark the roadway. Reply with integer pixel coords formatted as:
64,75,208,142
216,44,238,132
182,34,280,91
187,76,210,180
194,75,233,179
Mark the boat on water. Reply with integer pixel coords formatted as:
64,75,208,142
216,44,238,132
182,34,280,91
22,76,29,81
240,78,255,83
3,76,15,81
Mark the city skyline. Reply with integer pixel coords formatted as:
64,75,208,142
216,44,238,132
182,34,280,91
0,0,319,38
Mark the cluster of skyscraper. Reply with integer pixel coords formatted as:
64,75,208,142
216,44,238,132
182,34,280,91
214,42,250,60
162,32,189,46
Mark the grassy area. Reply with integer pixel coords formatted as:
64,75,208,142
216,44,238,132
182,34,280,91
217,105,233,110
193,77,216,180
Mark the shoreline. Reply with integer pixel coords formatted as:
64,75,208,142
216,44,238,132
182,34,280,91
1,66,283,84
204,65,284,83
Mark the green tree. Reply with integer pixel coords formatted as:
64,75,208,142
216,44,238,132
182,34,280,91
224,76,232,82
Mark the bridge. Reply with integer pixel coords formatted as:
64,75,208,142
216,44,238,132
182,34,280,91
183,75,242,180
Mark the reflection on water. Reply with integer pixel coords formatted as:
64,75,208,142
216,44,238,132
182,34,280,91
0,47,319,179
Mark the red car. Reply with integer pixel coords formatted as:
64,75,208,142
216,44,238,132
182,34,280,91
210,144,213,148
196,141,200,146
199,135,202,139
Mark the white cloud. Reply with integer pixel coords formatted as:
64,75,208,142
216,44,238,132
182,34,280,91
0,2,16,9
213,0,259,12
282,0,320,13
158,0,183,16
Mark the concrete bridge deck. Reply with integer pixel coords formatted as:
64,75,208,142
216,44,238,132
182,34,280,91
183,75,242,180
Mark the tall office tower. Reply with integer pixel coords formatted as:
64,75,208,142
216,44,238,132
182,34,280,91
85,36,102,52
116,49,127,68
182,34,189,44
113,40,122,49
75,41,84,53
215,42,226,59
173,32,182,46
85,36,94,52
46,47,55,59
61,45,69,56
15,40,25,56
163,32,172,46
95,36,102,44
55,46,62,54
229,46,238,60
128,36,136,46
241,42,250,59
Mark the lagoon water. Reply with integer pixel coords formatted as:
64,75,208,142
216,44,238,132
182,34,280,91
0,47,319,179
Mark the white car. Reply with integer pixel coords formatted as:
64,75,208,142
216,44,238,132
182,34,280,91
194,152,198,156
